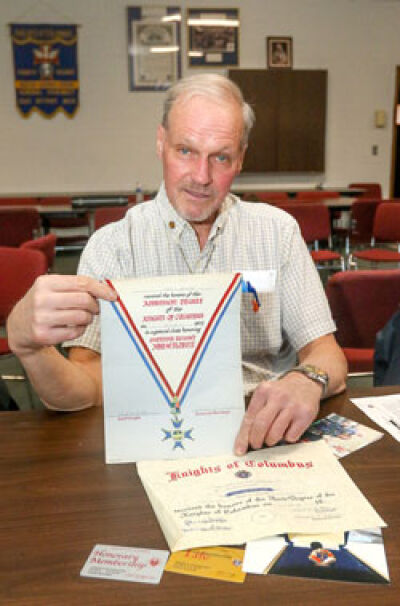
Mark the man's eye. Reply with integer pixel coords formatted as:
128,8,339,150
216,154,228,163
179,147,190,156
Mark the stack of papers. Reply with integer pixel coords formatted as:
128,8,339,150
351,394,400,442
137,440,385,553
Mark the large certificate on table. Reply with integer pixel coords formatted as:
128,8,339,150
137,441,386,552
100,272,244,463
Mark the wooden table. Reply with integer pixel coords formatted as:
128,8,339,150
1,387,399,605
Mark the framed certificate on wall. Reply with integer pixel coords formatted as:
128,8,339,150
127,6,182,91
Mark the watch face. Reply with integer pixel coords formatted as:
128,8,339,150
303,365,328,380
297,365,328,394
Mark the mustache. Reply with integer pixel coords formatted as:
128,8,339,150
183,183,213,196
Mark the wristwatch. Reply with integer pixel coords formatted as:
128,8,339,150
280,364,329,396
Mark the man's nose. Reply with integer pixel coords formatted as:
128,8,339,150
192,156,211,185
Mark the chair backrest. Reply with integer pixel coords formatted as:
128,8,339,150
278,202,331,243
94,206,129,230
0,247,48,323
325,269,400,348
0,208,41,247
296,190,340,201
349,182,382,199
373,202,400,242
252,191,289,202
20,233,57,271
349,199,382,244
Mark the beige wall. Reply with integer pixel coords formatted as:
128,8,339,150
0,0,399,196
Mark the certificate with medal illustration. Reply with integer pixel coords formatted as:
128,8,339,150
100,272,244,463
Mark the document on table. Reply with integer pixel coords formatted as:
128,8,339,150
100,272,244,463
137,440,386,552
351,393,400,442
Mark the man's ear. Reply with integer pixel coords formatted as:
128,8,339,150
156,125,165,159
236,144,247,174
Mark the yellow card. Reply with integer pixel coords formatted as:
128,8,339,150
165,546,246,583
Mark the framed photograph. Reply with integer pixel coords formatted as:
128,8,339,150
267,36,293,69
187,8,239,67
127,6,182,91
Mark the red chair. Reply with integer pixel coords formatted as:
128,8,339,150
295,193,343,234
349,182,382,199
278,203,345,271
94,206,129,230
20,233,57,271
0,247,48,356
252,191,289,203
343,199,382,255
326,269,400,373
0,208,41,247
348,202,400,268
296,190,340,201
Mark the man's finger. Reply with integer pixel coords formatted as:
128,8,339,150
234,396,266,456
39,274,117,301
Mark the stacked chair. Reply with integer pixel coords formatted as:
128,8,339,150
348,202,400,268
278,202,345,272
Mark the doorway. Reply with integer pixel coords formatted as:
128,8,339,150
390,66,400,197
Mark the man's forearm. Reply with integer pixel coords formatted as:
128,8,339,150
16,346,101,411
297,334,348,399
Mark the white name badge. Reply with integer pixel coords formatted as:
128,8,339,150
239,270,276,293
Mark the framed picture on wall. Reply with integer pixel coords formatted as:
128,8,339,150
267,36,293,69
187,8,239,67
127,6,182,91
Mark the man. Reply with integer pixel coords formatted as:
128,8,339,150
7,73,347,455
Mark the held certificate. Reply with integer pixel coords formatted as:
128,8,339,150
100,272,244,463
137,441,386,552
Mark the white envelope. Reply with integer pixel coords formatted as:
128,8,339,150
100,272,244,463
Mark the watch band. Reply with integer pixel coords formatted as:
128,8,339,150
280,364,329,396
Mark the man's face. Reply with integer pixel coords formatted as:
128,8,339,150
157,95,246,226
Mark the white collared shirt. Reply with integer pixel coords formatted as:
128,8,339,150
64,184,335,393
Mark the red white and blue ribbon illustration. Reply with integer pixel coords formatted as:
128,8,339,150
106,273,242,449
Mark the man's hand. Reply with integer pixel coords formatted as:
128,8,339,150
234,372,322,455
7,274,117,357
